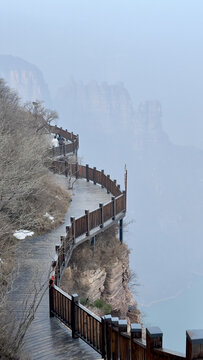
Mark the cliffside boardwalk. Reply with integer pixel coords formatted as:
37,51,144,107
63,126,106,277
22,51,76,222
48,127,203,360
11,125,203,359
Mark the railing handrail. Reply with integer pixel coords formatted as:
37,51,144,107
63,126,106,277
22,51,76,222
49,124,78,141
52,161,126,285
48,124,79,157
75,302,102,323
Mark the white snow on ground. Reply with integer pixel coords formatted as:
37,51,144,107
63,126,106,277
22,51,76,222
44,212,55,222
0,258,3,264
13,230,34,240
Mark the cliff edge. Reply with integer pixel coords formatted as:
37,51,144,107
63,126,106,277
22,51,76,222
61,225,140,323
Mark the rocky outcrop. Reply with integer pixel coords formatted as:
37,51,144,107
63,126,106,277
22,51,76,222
61,226,140,323
0,55,51,105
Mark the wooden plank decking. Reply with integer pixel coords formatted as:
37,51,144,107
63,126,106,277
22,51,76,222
8,179,111,359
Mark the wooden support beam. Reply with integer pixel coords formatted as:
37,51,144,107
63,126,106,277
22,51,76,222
107,175,110,194
93,167,96,184
75,162,79,179
112,196,116,220
91,236,95,253
71,294,79,339
49,279,54,317
100,203,104,228
101,170,104,188
85,210,90,236
70,217,76,244
86,164,89,182
119,218,123,243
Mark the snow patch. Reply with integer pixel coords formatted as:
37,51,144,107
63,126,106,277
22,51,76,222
13,230,34,240
44,212,55,222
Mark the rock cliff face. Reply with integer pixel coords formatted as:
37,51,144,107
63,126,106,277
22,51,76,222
61,226,140,323
54,79,135,135
0,55,51,105
133,100,169,150
54,80,169,159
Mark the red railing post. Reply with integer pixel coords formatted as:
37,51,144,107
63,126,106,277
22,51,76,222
146,327,163,360
186,330,203,360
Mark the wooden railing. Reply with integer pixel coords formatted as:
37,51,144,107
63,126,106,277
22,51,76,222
48,124,79,156
48,127,203,360
51,161,126,285
49,288,199,360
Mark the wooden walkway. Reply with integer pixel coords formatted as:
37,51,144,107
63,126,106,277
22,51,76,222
9,179,111,359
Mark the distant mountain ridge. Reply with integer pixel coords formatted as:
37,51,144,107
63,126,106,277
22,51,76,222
0,55,51,105
54,80,169,150
54,79,135,135
53,79,203,306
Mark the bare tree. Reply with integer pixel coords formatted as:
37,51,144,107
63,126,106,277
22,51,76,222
24,100,58,133
0,79,69,359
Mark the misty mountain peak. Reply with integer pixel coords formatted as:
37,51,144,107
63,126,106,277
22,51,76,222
0,55,51,105
133,100,169,149
54,79,135,133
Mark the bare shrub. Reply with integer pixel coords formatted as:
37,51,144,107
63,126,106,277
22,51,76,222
0,79,70,358
68,225,129,272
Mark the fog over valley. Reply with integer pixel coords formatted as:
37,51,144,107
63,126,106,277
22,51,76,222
1,0,203,353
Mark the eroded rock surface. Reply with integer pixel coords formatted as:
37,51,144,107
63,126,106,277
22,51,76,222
61,226,140,323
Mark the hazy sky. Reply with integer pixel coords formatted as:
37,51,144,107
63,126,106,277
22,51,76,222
1,0,203,149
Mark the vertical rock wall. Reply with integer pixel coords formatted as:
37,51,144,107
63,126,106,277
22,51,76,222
61,226,140,323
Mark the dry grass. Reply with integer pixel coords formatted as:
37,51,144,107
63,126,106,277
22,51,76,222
69,225,129,272
61,226,141,322
61,225,129,299
23,173,71,234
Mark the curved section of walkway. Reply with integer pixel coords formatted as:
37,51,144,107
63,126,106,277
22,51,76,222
10,178,111,359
